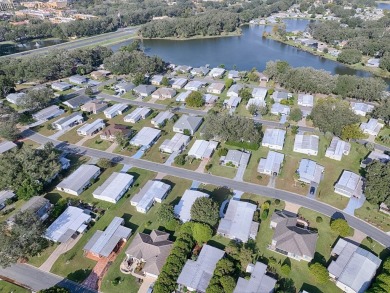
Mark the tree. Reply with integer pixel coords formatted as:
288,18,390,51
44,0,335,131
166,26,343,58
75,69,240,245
247,68,259,82
133,73,145,86
38,287,70,293
337,49,362,65
239,88,252,101
190,197,219,226
220,275,236,293
309,263,329,284
174,154,187,166
258,106,268,116
365,161,390,206
17,177,43,200
0,111,19,140
85,87,93,96
340,124,365,141
157,203,175,223
185,91,205,108
161,76,170,86
291,125,299,134
281,263,291,275
289,107,303,122
330,219,351,237
380,52,390,72
0,73,15,98
368,258,390,292
248,103,258,115
225,78,233,89
192,223,213,244
96,158,112,169
115,131,129,150
20,88,53,111
0,210,48,268
373,99,390,125
311,98,359,136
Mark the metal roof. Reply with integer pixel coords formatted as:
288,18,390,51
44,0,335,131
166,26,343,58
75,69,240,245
130,180,170,212
0,141,17,154
124,107,151,122
258,151,284,174
77,119,105,135
0,190,15,205
32,105,64,121
298,94,314,106
252,87,267,99
130,127,161,147
334,171,363,197
234,262,277,293
63,95,91,108
297,159,324,184
294,134,319,152
93,172,134,203
104,103,128,117
57,164,100,194
174,190,209,223
151,111,174,126
176,90,191,102
173,115,203,133
188,140,218,159
53,112,83,127
325,137,351,160
159,133,190,153
262,128,286,149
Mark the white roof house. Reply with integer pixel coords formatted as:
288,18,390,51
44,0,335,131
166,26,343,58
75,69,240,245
177,244,225,293
203,94,218,105
187,140,218,159
325,137,351,161
151,111,174,128
130,180,171,213
174,190,209,223
51,81,72,91
272,91,291,103
350,102,374,116
133,85,156,97
297,159,324,184
32,105,64,121
45,206,91,243
224,96,241,109
93,172,134,203
328,238,381,293
293,134,319,156
207,83,225,94
130,127,161,149
334,171,364,198
258,151,285,176
159,133,190,154
252,87,268,100
172,78,188,89
191,67,209,76
262,128,286,150
173,115,203,135
52,112,83,130
114,82,135,94
221,150,251,168
123,107,151,123
217,200,258,243
176,90,192,102
271,103,290,115
83,217,132,258
184,80,205,91
177,245,225,293
360,119,384,136
234,262,277,293
56,164,101,196
247,97,266,109
0,190,15,208
151,87,176,100
176,65,192,73
6,93,27,105
227,84,243,97
104,103,128,119
150,74,164,85
0,141,17,154
77,119,105,136
208,67,225,78
69,75,87,85
298,94,314,107
228,70,240,79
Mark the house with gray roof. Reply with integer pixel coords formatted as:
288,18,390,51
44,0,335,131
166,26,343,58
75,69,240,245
124,230,173,278
0,141,17,154
133,85,156,98
269,210,318,262
360,118,384,136
51,81,73,91
45,206,91,243
252,87,268,100
293,134,319,156
272,91,291,103
52,112,83,130
217,200,258,243
203,94,218,105
114,82,135,94
177,245,225,293
334,171,364,199
173,115,203,135
350,102,374,117
130,180,171,213
159,133,190,154
298,94,314,107
56,164,100,196
191,67,209,76
63,95,91,109
151,111,174,128
7,196,51,224
104,103,128,119
325,137,351,161
227,84,243,97
224,96,241,110
228,70,240,80
6,93,27,105
93,172,134,203
262,128,286,150
69,75,88,85
150,74,164,85
187,140,218,159
174,190,209,223
234,262,277,293
328,238,381,293
176,90,192,102
271,103,290,115
208,67,225,78
0,190,15,210
176,65,192,73
258,151,284,176
207,83,225,94
184,80,205,91
130,127,161,149
220,149,251,168
172,78,188,89
360,150,390,168
32,105,64,121
123,107,151,123
151,87,176,100
297,159,324,184
77,119,105,136
84,217,132,259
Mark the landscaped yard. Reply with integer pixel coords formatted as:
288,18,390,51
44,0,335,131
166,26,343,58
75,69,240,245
355,201,390,232
57,124,84,144
32,112,70,137
0,281,29,293
83,137,112,151
243,146,270,185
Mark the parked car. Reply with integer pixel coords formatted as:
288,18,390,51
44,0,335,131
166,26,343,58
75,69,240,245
310,186,316,195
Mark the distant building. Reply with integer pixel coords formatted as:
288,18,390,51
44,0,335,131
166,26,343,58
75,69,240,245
208,67,225,78
360,119,384,136
80,100,108,114
93,172,134,203
258,151,284,176
52,112,83,130
262,128,286,150
293,134,319,156
269,210,318,262
334,170,364,199
228,70,240,80
379,203,390,215
51,81,72,91
187,140,218,159
129,127,161,149
297,159,324,184
45,206,91,243
360,150,390,168
175,65,192,73
272,91,291,103
173,115,203,135
227,84,243,97
104,103,128,119
77,119,105,136
100,124,131,142
176,90,192,102
184,80,205,91
123,107,151,123
150,74,164,85
171,78,188,89
174,190,209,223
6,93,26,105
271,103,290,115
177,245,225,293
220,150,250,168
63,95,91,109
298,94,314,107
0,140,17,154
207,83,225,94
234,262,277,293
328,238,381,293
203,94,218,105
151,111,174,128
159,133,190,154
325,137,351,161
90,70,110,80
151,87,176,100
0,190,15,210
114,82,135,94
130,180,171,213
350,102,374,117
217,200,258,242
69,75,88,85
191,67,209,76
56,164,100,196
133,85,156,98
32,105,64,121
224,96,241,110
367,58,380,68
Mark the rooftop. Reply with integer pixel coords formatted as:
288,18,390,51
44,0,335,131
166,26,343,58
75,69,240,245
57,164,100,193
130,127,161,147
258,151,285,174
173,115,203,132
93,172,134,203
174,190,209,222
294,134,319,153
188,140,218,159
0,141,17,154
262,128,286,149
297,159,324,184
234,262,277,293
130,180,171,212
335,171,364,198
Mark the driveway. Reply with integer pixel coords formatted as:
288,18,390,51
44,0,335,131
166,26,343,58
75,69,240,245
138,276,156,293
132,147,145,159
343,195,366,215
307,182,318,199
164,151,179,166
233,152,250,182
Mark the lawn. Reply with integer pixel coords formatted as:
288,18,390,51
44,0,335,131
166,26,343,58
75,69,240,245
375,126,390,148
171,137,202,171
275,155,308,195
243,146,270,185
355,201,390,232
83,137,112,151
0,281,29,293
21,139,41,149
28,242,58,267
57,124,84,144
32,112,69,137
208,152,237,179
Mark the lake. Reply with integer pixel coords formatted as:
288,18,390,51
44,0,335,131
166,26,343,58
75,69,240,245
0,39,66,57
377,2,390,10
112,19,384,81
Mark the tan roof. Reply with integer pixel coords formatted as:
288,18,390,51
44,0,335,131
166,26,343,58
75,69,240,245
101,124,131,138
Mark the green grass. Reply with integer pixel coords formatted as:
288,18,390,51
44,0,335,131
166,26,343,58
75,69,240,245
375,126,390,148
57,124,84,144
355,201,390,232
21,139,41,149
83,138,112,151
32,112,69,137
0,281,29,293
243,146,270,185
28,243,58,267
208,151,237,179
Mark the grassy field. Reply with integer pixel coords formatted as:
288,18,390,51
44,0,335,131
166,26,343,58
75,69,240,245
32,112,69,136
355,201,390,232
28,243,58,267
0,281,30,293
21,139,41,149
375,126,390,148
83,137,112,151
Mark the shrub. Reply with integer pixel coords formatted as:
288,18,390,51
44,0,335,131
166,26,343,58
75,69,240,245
174,154,187,166
281,264,291,276
330,218,352,237
274,199,281,205
225,141,259,150
309,262,329,284
261,209,269,220
316,216,323,223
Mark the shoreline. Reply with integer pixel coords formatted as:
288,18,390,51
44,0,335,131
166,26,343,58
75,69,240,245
139,28,242,41
265,34,390,79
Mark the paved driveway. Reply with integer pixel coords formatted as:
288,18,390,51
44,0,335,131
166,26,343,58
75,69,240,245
344,195,366,215
234,152,250,182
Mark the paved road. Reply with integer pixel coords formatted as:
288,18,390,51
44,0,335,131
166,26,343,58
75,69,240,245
0,264,97,293
1,27,138,59
24,130,390,248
